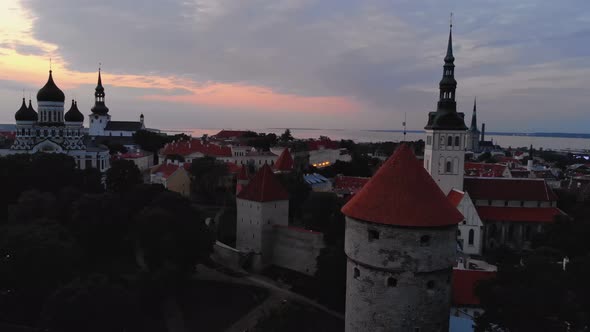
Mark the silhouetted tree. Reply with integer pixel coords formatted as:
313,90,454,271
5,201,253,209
105,159,142,193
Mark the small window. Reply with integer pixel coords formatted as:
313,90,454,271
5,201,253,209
427,135,432,146
504,200,508,206
454,136,460,147
353,268,360,279
420,235,430,246
447,136,453,146
445,161,452,173
426,281,435,289
468,229,475,245
520,201,525,207
368,229,379,241
387,277,397,287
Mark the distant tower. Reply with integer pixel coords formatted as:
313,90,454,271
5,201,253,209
424,19,468,194
12,98,38,150
236,164,289,270
140,113,145,127
466,98,480,152
88,68,111,136
273,148,294,173
342,144,463,332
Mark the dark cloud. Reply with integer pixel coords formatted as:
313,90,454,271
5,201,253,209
5,0,590,131
0,41,46,56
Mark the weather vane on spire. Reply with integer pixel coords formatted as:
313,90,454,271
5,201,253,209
50,57,52,71
99,62,101,72
450,12,453,28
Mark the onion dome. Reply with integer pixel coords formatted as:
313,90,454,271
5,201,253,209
15,98,38,121
37,70,65,102
341,144,464,227
64,99,84,122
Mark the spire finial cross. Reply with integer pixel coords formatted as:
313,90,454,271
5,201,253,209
50,57,52,71
450,12,453,28
99,62,101,72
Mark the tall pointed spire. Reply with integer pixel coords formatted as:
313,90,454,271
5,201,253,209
424,14,466,131
91,66,109,115
469,97,479,132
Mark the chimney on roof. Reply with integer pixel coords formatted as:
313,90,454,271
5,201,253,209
527,159,533,171
481,123,486,142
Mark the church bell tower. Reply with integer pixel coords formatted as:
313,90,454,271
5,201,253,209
424,18,468,194
88,68,111,136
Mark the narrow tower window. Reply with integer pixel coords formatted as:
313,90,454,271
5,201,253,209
368,229,379,242
468,229,475,245
387,277,397,287
353,267,360,279
445,161,452,173
455,136,460,147
447,136,453,146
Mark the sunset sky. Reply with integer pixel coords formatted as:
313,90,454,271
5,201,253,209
1,0,589,132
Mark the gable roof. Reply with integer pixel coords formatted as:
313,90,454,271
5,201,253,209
452,269,496,306
274,148,294,171
104,121,143,131
151,163,188,179
341,144,464,227
161,139,232,157
464,162,508,178
464,178,557,201
476,206,564,223
213,130,249,139
237,164,289,202
448,189,465,208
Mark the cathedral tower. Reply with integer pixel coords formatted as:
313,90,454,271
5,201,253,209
342,144,463,332
88,68,111,136
424,21,468,194
466,98,480,152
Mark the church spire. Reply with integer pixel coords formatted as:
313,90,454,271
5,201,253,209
469,97,479,132
91,66,109,115
424,15,466,131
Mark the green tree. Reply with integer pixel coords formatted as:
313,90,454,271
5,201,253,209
106,159,142,193
189,157,229,204
280,129,294,142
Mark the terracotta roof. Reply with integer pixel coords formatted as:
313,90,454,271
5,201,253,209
452,269,496,306
213,130,249,139
161,139,232,157
237,164,289,202
307,138,339,151
274,148,294,171
464,162,508,178
333,176,370,195
237,165,249,180
464,178,557,201
152,163,187,179
226,162,241,174
476,206,563,223
448,189,465,208
341,144,464,227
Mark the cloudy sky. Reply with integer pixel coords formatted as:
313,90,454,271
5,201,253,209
0,0,589,132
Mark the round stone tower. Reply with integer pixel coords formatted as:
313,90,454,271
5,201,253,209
341,144,463,332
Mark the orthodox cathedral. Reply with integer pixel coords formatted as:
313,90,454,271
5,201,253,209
5,69,146,171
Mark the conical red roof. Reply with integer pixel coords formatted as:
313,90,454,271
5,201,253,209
341,144,463,227
274,148,294,171
237,165,249,180
237,164,289,202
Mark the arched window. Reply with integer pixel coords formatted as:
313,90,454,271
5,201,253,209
353,267,360,279
447,136,453,146
455,136,460,147
446,161,452,173
468,229,475,245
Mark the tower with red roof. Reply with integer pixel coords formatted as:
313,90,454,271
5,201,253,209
424,21,468,195
341,144,463,332
236,164,289,270
273,148,294,173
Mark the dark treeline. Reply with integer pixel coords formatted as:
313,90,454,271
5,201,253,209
0,153,214,331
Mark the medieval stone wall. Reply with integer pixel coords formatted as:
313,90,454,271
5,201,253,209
271,225,325,276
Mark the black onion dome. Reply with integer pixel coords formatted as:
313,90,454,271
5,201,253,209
37,70,65,102
64,100,84,122
91,102,109,115
15,98,38,121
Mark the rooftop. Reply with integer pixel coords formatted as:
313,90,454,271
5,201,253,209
341,144,464,227
464,177,557,202
237,164,289,202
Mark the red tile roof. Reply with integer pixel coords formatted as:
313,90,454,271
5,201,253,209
333,176,370,195
476,206,563,223
307,138,339,151
274,148,294,171
226,162,241,174
237,165,249,180
452,269,496,306
464,162,508,177
213,130,249,139
152,163,186,179
237,164,289,202
464,178,557,201
341,144,464,227
160,139,232,157
448,189,465,208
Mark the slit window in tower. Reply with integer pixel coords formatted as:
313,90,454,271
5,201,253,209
368,229,379,242
447,136,453,146
387,277,397,287
455,136,460,147
446,161,452,173
353,267,360,279
468,230,475,245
